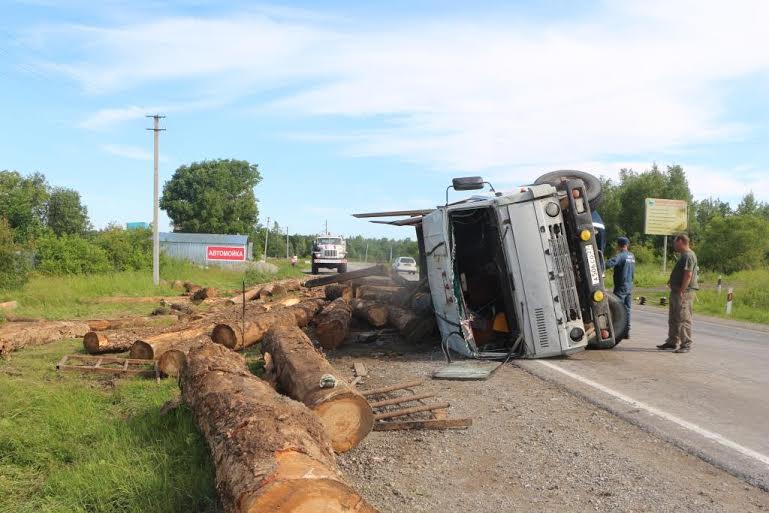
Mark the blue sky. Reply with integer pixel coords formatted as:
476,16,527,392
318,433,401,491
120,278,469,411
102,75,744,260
1,0,768,239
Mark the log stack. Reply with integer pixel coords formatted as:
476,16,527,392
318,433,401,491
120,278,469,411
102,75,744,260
263,325,374,452
181,342,377,513
130,323,215,360
349,299,388,329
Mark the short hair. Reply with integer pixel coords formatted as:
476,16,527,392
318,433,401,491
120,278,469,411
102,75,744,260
674,234,689,244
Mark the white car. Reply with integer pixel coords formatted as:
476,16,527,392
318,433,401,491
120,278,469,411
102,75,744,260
393,256,418,275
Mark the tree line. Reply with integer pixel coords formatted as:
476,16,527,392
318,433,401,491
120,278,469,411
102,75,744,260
598,164,769,274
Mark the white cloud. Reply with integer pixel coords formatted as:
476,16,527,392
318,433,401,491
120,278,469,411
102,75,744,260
102,143,168,162
81,106,149,130
37,1,769,182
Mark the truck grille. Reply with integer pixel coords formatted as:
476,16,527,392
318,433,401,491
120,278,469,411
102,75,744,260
323,249,337,258
548,223,581,321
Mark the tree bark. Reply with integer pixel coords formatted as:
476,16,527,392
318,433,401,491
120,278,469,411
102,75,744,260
387,305,419,333
263,325,374,453
210,299,323,350
314,298,353,350
1,320,91,357
181,342,376,513
325,284,352,301
349,299,389,328
86,315,178,331
192,287,218,301
305,264,388,288
83,331,135,355
157,334,211,377
129,323,214,360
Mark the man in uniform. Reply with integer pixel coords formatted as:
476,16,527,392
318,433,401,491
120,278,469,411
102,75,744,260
605,236,635,341
657,234,699,353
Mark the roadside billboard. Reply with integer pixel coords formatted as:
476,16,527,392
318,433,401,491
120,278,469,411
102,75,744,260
206,246,246,261
644,198,688,235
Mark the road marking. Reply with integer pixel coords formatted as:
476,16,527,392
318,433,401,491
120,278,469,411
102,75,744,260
535,360,769,468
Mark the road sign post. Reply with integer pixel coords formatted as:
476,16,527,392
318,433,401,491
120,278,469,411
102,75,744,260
644,198,689,272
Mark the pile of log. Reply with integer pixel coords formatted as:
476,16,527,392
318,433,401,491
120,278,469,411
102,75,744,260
315,298,353,350
181,342,377,512
227,278,304,305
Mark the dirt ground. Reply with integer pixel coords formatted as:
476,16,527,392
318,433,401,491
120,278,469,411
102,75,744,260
329,341,769,513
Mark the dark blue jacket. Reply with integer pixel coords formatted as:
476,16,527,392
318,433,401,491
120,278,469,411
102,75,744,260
605,249,636,293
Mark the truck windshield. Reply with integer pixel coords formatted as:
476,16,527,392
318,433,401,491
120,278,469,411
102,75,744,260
318,238,342,245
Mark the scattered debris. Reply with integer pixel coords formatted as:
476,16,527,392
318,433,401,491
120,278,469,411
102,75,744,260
432,360,503,381
56,354,160,381
353,361,368,378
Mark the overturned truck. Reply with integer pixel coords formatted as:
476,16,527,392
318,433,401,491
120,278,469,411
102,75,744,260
355,171,625,360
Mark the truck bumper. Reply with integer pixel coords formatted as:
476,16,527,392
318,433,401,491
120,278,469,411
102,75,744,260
313,259,347,264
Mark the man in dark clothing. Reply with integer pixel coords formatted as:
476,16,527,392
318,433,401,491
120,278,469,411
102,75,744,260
605,236,635,340
657,234,699,353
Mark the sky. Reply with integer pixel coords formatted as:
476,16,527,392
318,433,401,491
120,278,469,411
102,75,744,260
1,0,768,239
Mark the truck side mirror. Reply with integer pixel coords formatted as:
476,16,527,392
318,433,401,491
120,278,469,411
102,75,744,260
446,176,497,204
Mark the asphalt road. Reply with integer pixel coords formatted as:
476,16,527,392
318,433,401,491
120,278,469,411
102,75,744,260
519,305,769,490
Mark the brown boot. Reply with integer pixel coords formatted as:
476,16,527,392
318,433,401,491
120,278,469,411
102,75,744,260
674,345,691,353
656,342,677,350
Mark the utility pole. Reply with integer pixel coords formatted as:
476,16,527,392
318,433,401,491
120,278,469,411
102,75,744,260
325,220,328,235
286,226,289,259
364,243,368,263
146,114,165,286
263,217,270,262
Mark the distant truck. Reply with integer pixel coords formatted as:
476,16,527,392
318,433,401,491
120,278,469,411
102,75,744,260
355,171,626,360
311,234,348,274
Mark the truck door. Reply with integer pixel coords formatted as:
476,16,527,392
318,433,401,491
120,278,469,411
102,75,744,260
421,210,476,357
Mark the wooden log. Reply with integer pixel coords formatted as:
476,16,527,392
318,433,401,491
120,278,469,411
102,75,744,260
361,380,424,397
305,264,388,288
1,320,91,356
181,342,377,513
314,298,353,350
373,402,450,421
227,285,264,305
129,323,214,360
263,325,374,453
260,279,302,299
357,286,404,303
157,335,212,377
0,300,18,311
349,299,389,328
387,305,419,333
86,315,178,331
192,287,218,301
325,284,352,301
291,298,326,328
368,393,435,408
83,331,135,355
211,308,297,350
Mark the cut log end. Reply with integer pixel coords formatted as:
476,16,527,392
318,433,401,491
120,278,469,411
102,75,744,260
243,452,377,513
129,340,154,360
212,324,239,349
83,332,107,353
313,394,374,453
159,349,186,377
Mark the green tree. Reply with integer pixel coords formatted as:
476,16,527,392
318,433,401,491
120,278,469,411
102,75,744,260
0,170,49,243
34,233,112,274
46,187,90,236
95,224,153,271
160,159,261,234
0,218,31,290
699,214,769,274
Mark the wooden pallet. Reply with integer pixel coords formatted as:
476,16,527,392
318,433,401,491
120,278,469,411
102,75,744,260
363,379,472,431
56,354,161,381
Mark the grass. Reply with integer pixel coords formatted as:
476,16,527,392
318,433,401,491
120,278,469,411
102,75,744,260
0,339,220,513
605,263,769,324
1,258,304,321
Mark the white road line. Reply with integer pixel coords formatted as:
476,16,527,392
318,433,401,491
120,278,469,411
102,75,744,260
535,360,769,468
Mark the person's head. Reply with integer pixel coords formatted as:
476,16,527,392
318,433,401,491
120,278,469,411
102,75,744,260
617,236,629,250
674,233,690,252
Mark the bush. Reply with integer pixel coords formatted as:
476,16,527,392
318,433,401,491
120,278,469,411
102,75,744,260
95,226,153,272
34,233,112,274
698,215,769,274
0,218,31,289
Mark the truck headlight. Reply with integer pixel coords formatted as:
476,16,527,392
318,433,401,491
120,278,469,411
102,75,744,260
545,202,560,217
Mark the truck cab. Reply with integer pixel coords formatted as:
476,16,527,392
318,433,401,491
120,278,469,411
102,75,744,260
311,234,348,274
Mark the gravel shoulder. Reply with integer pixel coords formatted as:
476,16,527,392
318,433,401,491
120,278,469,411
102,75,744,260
329,346,769,513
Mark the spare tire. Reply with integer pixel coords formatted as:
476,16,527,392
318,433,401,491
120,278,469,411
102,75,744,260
586,293,627,350
534,170,602,208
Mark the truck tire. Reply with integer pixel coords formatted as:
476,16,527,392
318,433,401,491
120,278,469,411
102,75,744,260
534,170,602,209
311,264,319,274
337,264,347,273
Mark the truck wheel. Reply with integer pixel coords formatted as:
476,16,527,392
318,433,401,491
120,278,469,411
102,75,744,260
311,264,319,274
337,264,347,273
534,170,603,208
